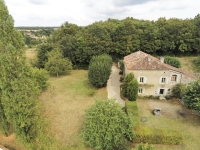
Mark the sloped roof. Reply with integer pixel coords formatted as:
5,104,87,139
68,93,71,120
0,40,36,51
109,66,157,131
123,51,196,79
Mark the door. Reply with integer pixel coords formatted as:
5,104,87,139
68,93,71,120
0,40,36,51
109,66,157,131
159,89,164,95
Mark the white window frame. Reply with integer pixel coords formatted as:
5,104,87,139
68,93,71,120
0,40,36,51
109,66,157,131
138,87,145,94
159,77,168,84
138,76,147,84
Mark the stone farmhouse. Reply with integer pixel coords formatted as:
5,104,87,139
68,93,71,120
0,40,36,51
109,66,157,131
123,51,196,96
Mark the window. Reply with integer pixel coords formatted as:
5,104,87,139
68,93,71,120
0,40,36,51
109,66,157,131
159,89,164,94
138,87,144,94
171,75,177,81
161,78,166,83
138,76,146,83
140,77,144,83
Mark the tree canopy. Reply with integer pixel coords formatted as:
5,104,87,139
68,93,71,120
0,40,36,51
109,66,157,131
45,49,72,76
88,54,112,88
0,0,43,146
182,78,200,112
43,15,200,68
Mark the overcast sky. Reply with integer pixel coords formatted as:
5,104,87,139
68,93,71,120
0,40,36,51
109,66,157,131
4,0,200,27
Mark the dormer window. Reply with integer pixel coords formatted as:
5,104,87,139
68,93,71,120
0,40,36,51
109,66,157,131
171,75,177,81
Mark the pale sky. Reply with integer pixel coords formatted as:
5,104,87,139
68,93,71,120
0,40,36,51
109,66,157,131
4,0,200,27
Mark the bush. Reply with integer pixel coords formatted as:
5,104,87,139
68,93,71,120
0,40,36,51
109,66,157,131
134,126,183,145
32,68,49,91
120,77,124,82
164,56,181,68
122,74,138,101
82,99,134,150
125,101,140,127
119,60,124,71
172,83,186,98
88,54,112,88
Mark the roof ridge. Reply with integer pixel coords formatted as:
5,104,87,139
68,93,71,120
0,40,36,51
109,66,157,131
123,51,196,79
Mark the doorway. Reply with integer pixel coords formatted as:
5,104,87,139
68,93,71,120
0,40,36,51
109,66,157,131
159,89,164,95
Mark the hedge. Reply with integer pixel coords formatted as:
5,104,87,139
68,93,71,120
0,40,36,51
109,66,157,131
134,126,183,145
125,101,183,145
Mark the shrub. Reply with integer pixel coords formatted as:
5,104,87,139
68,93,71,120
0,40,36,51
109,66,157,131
134,126,183,145
119,60,124,71
88,54,112,88
45,49,72,76
82,99,134,150
32,68,49,91
164,56,181,68
120,77,124,82
124,73,135,83
125,101,140,127
172,83,186,98
122,75,138,101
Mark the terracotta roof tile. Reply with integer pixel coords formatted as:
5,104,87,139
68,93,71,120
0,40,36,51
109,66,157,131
123,51,196,79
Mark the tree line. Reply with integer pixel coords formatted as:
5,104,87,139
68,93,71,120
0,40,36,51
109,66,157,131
36,15,200,68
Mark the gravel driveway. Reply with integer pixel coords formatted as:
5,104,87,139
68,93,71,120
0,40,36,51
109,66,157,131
107,65,125,107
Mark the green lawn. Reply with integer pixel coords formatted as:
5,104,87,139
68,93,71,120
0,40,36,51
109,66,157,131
40,70,107,149
136,99,200,150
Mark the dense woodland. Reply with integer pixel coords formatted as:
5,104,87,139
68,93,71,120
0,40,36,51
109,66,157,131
35,15,200,68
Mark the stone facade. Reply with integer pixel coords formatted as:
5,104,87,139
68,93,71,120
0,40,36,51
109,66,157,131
123,51,196,96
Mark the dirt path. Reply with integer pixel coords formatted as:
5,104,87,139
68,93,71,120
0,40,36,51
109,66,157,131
107,65,125,107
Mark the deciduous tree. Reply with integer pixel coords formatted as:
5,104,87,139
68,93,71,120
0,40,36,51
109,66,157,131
45,49,72,76
182,78,200,112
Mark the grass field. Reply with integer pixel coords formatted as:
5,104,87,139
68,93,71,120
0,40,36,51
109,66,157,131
136,99,200,150
177,56,198,73
25,48,37,59
40,70,107,148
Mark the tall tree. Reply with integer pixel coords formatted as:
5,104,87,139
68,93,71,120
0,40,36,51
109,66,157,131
1,44,40,143
36,43,54,68
112,19,140,57
45,49,72,76
88,54,112,88
0,0,40,145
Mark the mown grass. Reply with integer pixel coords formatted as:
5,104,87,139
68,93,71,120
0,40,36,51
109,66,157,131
40,70,107,148
136,99,200,150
